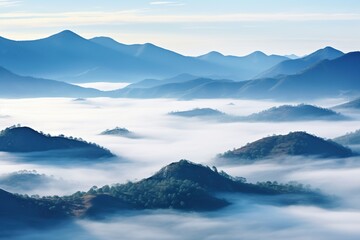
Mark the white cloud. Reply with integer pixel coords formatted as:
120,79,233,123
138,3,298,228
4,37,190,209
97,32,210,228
150,1,174,5
1,97,360,239
0,0,21,7
0,11,358,29
150,1,185,6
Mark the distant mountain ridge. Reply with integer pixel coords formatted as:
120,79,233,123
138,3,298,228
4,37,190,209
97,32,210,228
256,46,344,78
114,52,360,100
333,130,360,145
0,30,292,83
333,97,360,109
197,50,288,79
0,65,103,98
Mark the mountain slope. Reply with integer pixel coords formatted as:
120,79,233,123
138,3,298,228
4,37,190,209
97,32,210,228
257,46,344,78
0,66,103,98
0,126,114,159
111,78,235,98
0,188,69,233
92,36,230,75
260,51,360,99
333,130,360,145
219,132,354,164
333,97,360,109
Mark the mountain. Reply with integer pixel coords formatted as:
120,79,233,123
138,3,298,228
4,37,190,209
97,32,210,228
218,132,354,164
110,52,360,100
92,37,288,82
0,30,292,83
168,108,240,122
0,170,56,192
169,108,225,118
100,127,140,139
0,160,330,234
198,51,288,80
0,66,103,98
0,30,167,82
91,37,227,76
242,104,348,122
251,52,360,99
188,52,360,100
0,126,114,159
80,160,327,214
257,46,344,78
149,160,265,193
333,130,360,145
333,97,360,109
168,105,346,123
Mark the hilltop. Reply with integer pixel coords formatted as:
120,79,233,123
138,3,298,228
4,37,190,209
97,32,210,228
218,132,354,164
0,126,114,160
243,104,347,122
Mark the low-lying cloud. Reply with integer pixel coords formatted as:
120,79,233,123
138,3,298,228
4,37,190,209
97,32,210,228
0,97,360,239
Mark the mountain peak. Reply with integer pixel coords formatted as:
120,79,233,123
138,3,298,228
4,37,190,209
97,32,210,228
90,36,116,42
46,30,85,41
0,126,39,137
149,160,240,191
323,46,339,51
305,46,344,61
208,51,224,56
248,51,267,57
198,51,225,59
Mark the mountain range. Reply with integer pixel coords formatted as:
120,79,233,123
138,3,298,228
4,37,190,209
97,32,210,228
0,30,291,83
115,51,360,100
0,30,358,100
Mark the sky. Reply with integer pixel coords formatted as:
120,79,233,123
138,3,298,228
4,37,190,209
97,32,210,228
0,0,359,56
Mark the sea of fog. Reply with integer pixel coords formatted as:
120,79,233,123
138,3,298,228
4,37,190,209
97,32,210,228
1,97,360,239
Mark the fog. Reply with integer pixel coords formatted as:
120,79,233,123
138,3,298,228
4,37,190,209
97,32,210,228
73,82,131,91
0,97,360,239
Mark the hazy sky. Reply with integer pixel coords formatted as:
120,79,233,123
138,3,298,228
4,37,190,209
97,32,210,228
0,0,359,56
